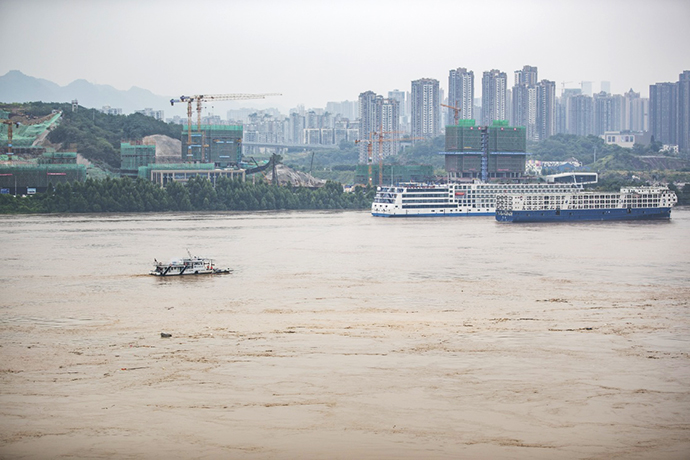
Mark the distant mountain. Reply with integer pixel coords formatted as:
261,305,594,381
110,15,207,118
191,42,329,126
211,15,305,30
0,70,173,115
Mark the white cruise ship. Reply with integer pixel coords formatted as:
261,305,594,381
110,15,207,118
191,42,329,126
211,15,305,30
371,181,585,217
495,186,678,222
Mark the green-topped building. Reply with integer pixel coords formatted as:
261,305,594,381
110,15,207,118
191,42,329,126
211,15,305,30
181,125,243,167
444,120,528,182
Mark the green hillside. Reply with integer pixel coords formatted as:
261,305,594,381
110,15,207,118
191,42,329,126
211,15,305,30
0,102,181,169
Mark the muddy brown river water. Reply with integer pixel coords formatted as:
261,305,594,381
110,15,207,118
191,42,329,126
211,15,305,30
1,209,689,459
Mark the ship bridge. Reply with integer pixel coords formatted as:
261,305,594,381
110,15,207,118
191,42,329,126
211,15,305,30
544,172,598,185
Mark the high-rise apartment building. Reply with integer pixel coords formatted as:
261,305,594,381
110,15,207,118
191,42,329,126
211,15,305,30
481,70,507,126
515,65,538,87
678,71,690,153
623,89,648,132
380,98,400,159
411,78,440,140
511,67,555,141
593,92,624,135
649,82,678,145
556,89,580,135
289,112,305,144
512,84,538,140
568,95,594,136
512,66,538,140
388,89,408,132
358,91,401,164
358,91,379,164
537,80,556,141
448,68,474,122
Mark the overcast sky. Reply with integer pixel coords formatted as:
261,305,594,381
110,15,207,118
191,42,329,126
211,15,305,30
1,0,689,113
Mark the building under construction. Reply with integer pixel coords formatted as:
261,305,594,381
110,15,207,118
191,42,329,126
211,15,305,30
0,163,86,195
444,120,528,182
120,142,156,178
180,125,243,167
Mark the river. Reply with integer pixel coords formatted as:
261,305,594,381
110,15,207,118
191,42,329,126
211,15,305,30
1,209,689,459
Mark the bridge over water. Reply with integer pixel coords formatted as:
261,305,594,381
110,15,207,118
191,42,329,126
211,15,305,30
241,141,337,151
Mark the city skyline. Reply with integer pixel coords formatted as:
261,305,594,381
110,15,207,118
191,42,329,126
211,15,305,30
1,0,688,114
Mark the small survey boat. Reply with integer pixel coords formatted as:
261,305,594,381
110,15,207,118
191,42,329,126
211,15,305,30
150,251,231,276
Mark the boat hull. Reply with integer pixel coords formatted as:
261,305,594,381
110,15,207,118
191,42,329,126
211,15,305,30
372,210,494,217
149,268,231,276
496,207,673,223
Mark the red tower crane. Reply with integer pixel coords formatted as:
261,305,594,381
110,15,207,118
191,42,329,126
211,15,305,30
441,103,462,126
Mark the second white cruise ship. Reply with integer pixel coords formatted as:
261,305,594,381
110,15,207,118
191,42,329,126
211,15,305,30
371,180,587,217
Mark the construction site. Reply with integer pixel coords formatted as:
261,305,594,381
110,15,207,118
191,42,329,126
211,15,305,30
444,120,529,182
132,92,330,187
0,91,335,193
0,109,87,194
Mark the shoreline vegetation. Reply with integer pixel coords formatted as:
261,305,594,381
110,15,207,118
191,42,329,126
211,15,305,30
0,177,376,214
1,176,688,215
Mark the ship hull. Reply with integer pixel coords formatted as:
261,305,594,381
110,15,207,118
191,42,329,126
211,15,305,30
372,209,494,217
496,207,673,223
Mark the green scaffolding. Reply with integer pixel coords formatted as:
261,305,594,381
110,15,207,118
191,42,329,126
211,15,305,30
120,143,156,176
445,125,526,153
0,164,86,190
0,112,62,148
180,125,243,166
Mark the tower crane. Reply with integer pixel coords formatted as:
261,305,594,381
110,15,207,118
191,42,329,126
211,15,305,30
170,93,281,146
376,131,423,187
441,103,462,125
355,135,376,186
1,119,20,159
560,81,573,96
357,132,422,186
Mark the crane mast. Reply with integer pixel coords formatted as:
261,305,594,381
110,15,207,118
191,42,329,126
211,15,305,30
1,119,19,159
357,132,422,186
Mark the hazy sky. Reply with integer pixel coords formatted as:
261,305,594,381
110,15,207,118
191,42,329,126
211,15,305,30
1,0,689,113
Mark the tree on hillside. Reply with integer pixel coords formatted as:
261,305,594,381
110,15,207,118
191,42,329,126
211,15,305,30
44,104,181,169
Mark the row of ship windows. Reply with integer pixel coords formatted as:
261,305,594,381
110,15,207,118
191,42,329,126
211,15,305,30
522,203,658,210
454,185,574,190
403,193,448,198
402,199,493,204
402,204,464,209
403,194,497,199
522,198,659,204
400,191,579,199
